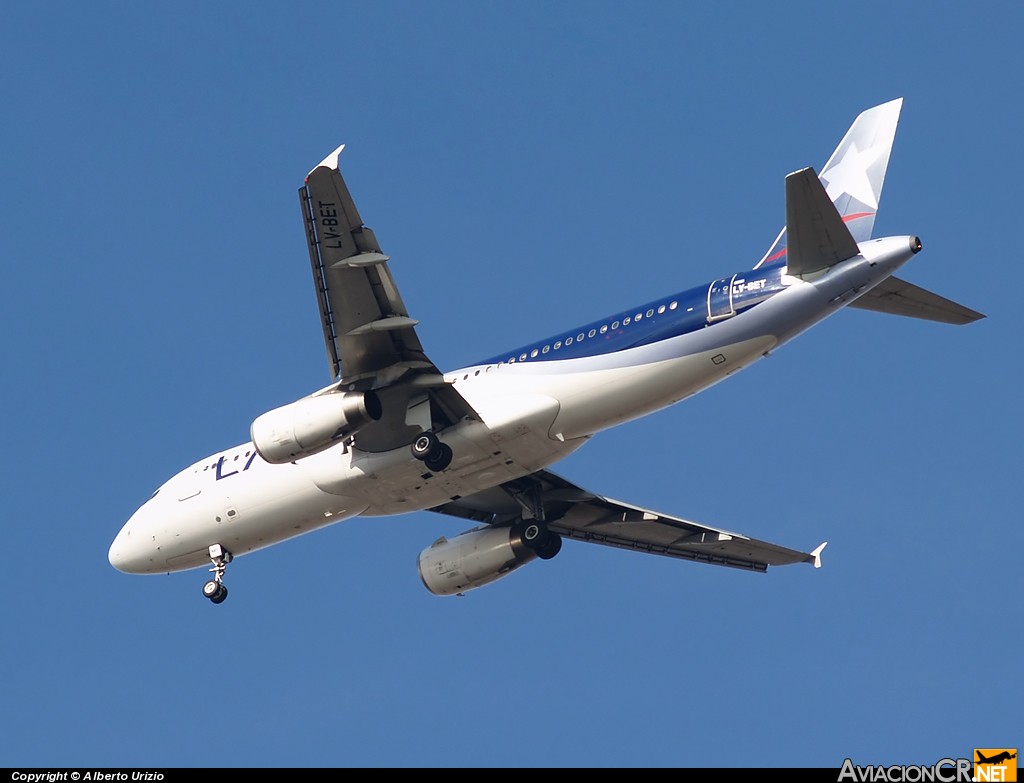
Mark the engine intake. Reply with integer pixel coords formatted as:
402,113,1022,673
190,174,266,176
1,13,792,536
251,391,381,464
418,526,537,596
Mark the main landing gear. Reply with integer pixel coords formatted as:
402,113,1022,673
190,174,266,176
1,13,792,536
507,479,562,560
202,543,233,604
520,521,562,560
410,431,453,472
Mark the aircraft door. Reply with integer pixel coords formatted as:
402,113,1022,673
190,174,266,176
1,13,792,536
707,275,737,321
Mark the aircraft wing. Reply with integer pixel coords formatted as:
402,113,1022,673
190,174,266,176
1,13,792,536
300,145,478,451
430,469,825,572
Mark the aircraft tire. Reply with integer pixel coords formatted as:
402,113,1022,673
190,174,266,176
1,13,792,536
411,432,441,462
521,522,545,548
536,533,562,560
424,443,453,472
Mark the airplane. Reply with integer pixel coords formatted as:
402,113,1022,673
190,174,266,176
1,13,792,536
976,752,1016,765
108,98,984,603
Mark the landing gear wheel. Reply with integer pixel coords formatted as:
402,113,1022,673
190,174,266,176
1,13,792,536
412,432,452,471
522,522,545,548
424,443,453,472
519,522,561,559
536,532,562,560
202,580,228,603
411,432,440,461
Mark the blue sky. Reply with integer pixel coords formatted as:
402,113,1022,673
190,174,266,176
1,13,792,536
2,1,1019,768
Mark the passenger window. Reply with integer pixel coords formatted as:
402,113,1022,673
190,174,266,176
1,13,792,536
623,317,630,325
658,305,666,314
612,321,620,329
542,345,550,354
670,301,678,310
554,341,562,349
588,329,596,338
635,313,642,321
530,349,539,358
647,309,654,317
600,325,608,334
519,354,527,362
577,333,585,341
566,337,573,345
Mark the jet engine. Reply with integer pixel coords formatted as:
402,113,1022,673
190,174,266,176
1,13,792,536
417,526,538,596
251,391,381,464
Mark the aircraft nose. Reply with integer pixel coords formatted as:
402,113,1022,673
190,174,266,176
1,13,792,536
108,525,133,572
108,518,151,574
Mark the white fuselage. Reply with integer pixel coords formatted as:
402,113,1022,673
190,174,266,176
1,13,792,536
108,238,916,575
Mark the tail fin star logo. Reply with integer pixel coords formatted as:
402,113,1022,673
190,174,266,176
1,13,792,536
820,141,884,209
974,749,1017,782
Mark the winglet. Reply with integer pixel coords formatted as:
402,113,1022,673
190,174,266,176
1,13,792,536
306,142,345,180
810,542,828,569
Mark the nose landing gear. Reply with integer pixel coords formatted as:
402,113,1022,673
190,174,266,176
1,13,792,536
202,543,233,604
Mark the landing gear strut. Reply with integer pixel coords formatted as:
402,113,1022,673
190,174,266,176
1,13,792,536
202,543,233,604
507,479,562,560
410,431,453,472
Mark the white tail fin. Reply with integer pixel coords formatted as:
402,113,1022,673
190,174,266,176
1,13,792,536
755,98,903,269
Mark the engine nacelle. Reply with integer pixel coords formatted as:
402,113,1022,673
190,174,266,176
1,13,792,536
418,526,537,596
251,391,381,464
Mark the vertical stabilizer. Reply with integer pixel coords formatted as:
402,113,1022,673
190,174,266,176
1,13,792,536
755,98,903,269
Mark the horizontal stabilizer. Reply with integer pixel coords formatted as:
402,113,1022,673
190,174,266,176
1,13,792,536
785,167,860,277
851,276,985,324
